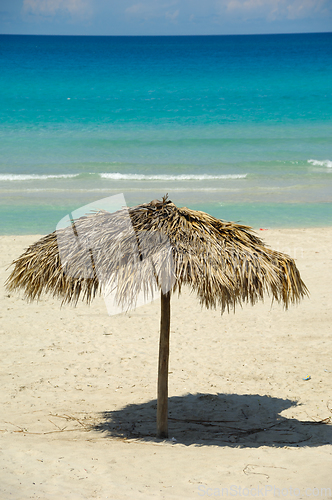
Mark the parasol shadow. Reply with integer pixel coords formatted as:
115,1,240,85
93,393,332,447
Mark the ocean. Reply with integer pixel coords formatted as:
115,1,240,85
1,33,332,234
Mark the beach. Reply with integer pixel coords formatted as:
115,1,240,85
1,32,332,500
1,227,332,499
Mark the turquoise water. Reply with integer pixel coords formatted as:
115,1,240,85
1,33,332,234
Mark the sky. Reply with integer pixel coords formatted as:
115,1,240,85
0,0,331,36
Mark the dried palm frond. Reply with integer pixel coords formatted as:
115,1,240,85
6,197,308,312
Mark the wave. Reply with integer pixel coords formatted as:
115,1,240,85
0,172,247,182
100,173,247,181
308,159,332,168
0,174,78,181
1,187,242,193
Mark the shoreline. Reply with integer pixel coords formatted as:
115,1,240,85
2,223,332,237
2,200,332,236
2,225,332,238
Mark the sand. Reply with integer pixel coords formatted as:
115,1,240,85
0,228,332,500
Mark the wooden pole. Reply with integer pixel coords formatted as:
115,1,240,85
157,290,171,438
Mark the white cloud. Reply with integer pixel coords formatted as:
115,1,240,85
227,0,266,12
125,1,180,22
219,0,330,21
285,0,328,20
165,8,179,22
13,0,331,35
22,0,92,19
125,3,145,15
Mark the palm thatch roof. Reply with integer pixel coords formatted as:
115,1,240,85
5,196,308,312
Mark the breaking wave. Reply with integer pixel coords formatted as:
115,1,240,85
99,173,247,181
308,159,332,169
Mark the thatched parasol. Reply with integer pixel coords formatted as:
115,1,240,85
6,195,308,438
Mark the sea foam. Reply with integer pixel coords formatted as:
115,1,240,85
308,159,332,169
0,172,247,182
100,173,247,181
0,174,78,181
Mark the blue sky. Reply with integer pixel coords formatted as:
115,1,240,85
0,0,331,36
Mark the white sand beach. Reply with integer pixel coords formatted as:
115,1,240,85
1,228,332,500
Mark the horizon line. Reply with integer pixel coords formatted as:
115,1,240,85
1,31,331,38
